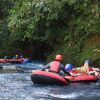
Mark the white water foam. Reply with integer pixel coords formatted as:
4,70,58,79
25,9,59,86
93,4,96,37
48,93,80,99
33,91,84,99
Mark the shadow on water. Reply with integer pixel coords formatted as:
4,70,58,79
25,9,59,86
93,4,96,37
0,62,100,100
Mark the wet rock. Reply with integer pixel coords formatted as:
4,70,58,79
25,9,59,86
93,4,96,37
0,65,24,72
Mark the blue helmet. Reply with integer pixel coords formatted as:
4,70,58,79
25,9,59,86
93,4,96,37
84,60,92,66
65,64,73,71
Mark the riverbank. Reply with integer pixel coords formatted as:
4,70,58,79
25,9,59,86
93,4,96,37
47,33,100,67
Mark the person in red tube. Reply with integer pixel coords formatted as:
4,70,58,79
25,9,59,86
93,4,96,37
44,55,69,75
79,60,100,77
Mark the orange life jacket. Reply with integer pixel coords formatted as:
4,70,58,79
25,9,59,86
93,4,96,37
49,61,60,73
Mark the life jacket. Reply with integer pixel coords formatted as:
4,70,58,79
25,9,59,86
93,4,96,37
49,61,60,73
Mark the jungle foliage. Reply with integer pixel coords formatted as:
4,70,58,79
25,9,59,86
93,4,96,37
0,0,100,65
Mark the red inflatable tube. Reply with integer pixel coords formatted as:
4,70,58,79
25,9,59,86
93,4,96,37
64,74,98,82
31,70,70,86
0,60,9,63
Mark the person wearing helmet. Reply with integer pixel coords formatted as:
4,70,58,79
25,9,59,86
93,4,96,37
13,56,16,59
44,55,66,74
4,56,7,60
64,64,81,76
79,60,100,76
20,55,23,59
79,60,93,74
15,55,19,59
65,64,73,72
55,55,63,61
20,55,25,60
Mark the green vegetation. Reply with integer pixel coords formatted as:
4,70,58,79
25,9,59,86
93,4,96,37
0,0,100,66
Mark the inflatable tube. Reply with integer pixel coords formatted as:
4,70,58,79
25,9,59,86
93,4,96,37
31,70,70,86
0,60,9,63
64,74,98,82
0,65,24,72
22,60,32,63
9,59,23,64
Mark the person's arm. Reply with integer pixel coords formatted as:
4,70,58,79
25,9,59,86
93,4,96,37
44,62,51,69
41,63,51,71
59,64,71,76
92,67,100,72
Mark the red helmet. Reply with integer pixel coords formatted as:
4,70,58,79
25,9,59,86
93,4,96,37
55,55,63,61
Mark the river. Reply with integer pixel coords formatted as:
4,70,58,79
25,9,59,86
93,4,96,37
0,62,100,100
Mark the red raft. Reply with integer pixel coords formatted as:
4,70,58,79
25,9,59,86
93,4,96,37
0,59,9,63
9,59,23,64
65,74,98,82
31,70,70,86
0,59,23,63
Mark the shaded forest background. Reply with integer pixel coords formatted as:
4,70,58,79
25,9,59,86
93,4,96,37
0,0,100,66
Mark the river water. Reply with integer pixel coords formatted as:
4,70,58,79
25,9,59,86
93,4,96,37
0,62,100,100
